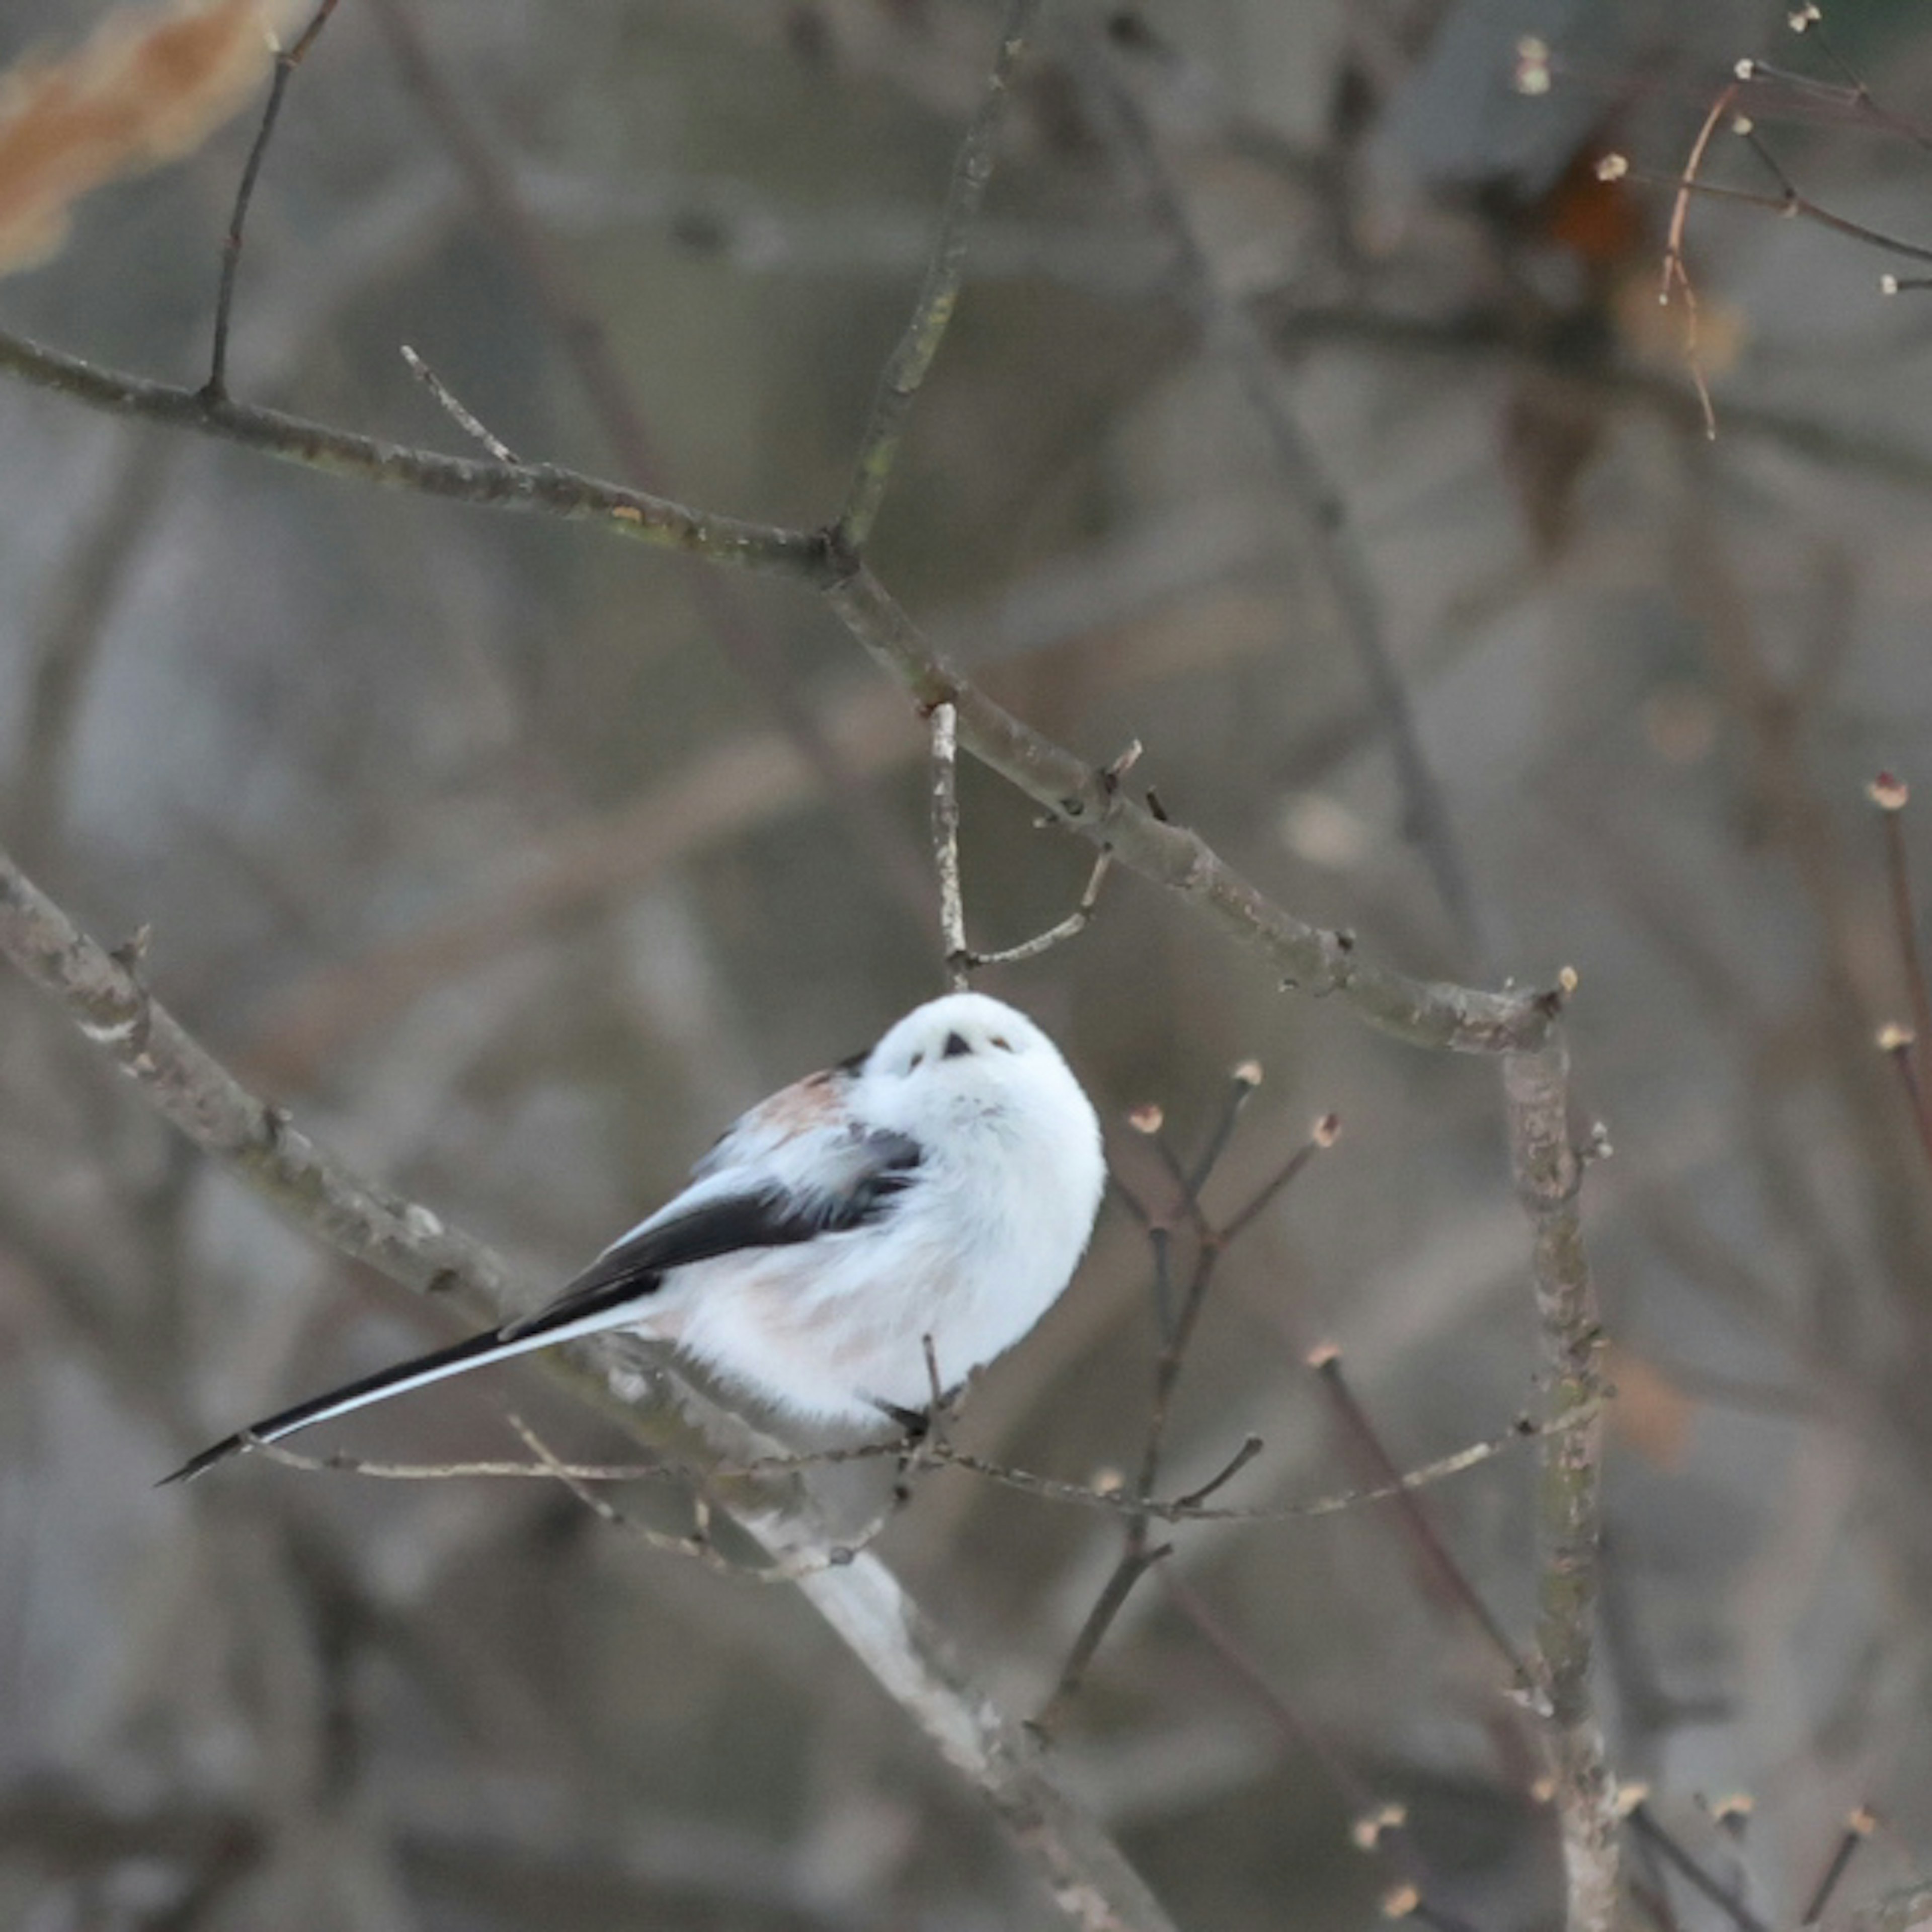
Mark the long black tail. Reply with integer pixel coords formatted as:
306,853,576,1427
158,1295,640,1486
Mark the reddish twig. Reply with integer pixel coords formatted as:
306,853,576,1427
1037,1103,1335,1726
1658,82,1739,439
1310,1348,1530,1685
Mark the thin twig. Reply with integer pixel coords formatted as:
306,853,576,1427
1219,1114,1341,1243
1186,1062,1264,1199
1038,1542,1174,1724
1169,1435,1263,1510
931,700,971,991
0,328,1565,1058
1611,151,1932,274
364,0,936,932
1147,1218,1175,1341
1739,30,1932,159
400,345,519,463
205,0,345,400
1658,82,1739,439
1036,1232,1215,1723
505,1417,894,1583
1733,124,1932,268
1879,1029,1932,1176
1311,1350,1529,1684
836,0,1045,554
0,837,1180,1932
1803,1809,1877,1925
964,852,1112,970
1147,1123,1214,1243
1038,1108,1334,1723
1625,1806,1770,1932
185,1401,1589,1525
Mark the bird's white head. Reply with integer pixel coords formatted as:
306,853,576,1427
859,990,1102,1190
861,991,1055,1081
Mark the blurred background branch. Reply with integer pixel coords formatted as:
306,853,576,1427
5,0,1932,1927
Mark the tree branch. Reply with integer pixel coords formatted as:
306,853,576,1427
0,327,1558,1055
0,328,818,570
1506,1034,1619,1930
930,700,972,991
0,844,522,1324
0,833,1178,1932
821,561,1555,1053
204,0,346,399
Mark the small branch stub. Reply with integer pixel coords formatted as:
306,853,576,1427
929,699,970,992
1514,37,1552,96
1350,1803,1408,1853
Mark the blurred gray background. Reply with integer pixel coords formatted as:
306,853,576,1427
6,0,1932,1924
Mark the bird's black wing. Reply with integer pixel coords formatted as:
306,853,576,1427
499,1128,924,1341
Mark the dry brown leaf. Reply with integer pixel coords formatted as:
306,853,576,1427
1604,1344,1697,1469
0,0,295,277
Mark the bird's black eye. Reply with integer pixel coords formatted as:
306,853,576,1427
909,1052,924,1071
942,1031,973,1059
991,1035,1013,1052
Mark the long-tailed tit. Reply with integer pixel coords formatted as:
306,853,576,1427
164,991,1105,1484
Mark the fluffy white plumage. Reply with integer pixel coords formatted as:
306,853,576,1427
165,992,1104,1482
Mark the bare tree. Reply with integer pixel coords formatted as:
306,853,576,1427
4,2,1932,1928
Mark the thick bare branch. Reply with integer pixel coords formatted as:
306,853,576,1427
0,328,818,569
0,326,1555,1055
822,562,1556,1054
1505,1035,1618,1930
0,835,1177,1932
783,1543,1176,1932
0,841,522,1325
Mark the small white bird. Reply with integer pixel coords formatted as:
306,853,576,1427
164,991,1105,1483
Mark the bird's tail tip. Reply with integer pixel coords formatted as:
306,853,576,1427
155,1434,246,1488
